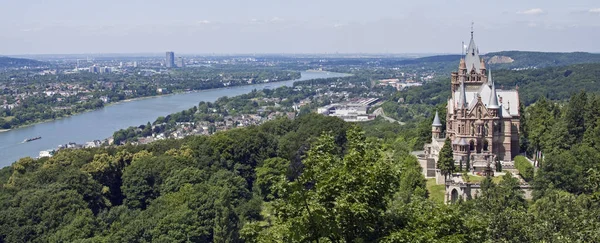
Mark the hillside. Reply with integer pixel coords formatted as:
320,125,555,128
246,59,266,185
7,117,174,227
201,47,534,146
0,56,46,68
486,51,600,70
394,51,600,74
493,63,600,105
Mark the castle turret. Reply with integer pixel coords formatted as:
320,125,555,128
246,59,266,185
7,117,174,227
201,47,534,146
487,70,500,118
432,110,442,140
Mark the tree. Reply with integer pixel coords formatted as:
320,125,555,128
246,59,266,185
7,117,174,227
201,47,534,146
437,138,455,180
564,91,587,144
519,102,530,154
254,157,290,201
264,126,401,242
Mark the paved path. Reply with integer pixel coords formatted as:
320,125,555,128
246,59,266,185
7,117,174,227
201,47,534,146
373,108,405,125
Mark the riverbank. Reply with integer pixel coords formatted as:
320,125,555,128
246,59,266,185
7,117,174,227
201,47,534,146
0,71,350,167
0,73,312,132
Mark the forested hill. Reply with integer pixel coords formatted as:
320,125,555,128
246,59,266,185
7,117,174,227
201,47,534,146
0,56,46,68
486,51,600,70
394,63,600,107
493,63,600,105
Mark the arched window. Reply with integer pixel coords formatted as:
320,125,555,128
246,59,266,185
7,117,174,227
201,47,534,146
483,140,489,151
469,141,475,151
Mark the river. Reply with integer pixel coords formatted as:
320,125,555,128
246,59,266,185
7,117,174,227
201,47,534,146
0,71,350,168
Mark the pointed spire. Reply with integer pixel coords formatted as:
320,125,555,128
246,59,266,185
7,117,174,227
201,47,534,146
458,81,468,109
488,76,500,109
487,69,493,87
432,110,442,127
465,28,481,74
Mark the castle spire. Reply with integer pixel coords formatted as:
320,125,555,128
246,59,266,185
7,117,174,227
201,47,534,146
488,75,500,109
465,27,481,74
432,110,442,127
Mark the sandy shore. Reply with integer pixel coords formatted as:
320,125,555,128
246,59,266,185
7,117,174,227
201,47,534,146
0,129,9,133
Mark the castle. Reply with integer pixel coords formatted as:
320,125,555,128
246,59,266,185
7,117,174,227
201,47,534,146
423,31,520,173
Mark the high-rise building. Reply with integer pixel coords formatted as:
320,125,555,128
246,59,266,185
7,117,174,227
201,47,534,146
176,57,185,68
166,52,175,68
89,65,99,73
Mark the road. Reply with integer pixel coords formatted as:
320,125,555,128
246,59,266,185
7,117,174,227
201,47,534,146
373,108,406,125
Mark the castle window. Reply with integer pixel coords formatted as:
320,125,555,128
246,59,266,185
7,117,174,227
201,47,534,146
469,141,475,151
483,140,489,151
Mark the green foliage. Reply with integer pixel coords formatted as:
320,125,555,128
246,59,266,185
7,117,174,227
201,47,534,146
514,156,534,182
4,84,600,241
257,127,401,242
437,138,455,179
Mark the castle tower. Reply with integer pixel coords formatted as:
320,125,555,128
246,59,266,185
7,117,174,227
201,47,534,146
432,110,442,140
487,70,500,117
451,30,488,90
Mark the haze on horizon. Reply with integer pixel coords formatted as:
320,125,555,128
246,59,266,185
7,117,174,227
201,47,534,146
1,0,599,55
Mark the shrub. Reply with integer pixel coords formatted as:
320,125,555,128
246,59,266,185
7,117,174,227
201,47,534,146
514,155,534,182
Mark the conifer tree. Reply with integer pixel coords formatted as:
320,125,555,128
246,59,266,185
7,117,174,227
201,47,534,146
437,138,455,180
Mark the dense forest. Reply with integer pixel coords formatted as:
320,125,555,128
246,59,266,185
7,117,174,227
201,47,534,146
2,54,600,241
488,51,600,70
0,56,46,69
2,94,600,242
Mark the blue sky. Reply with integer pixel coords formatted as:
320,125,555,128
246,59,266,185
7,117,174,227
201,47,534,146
1,0,599,54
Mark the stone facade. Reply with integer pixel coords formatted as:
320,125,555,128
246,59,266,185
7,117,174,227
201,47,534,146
424,32,520,173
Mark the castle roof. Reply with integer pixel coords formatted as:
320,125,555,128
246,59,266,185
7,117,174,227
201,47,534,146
452,86,519,117
453,137,469,146
465,32,482,73
487,70,500,109
432,110,442,127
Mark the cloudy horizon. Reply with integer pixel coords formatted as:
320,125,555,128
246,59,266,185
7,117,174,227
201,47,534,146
2,0,599,55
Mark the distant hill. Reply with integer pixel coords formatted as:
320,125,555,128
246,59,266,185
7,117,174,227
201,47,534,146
395,55,463,65
492,63,600,105
401,51,600,73
0,56,46,68
485,51,600,70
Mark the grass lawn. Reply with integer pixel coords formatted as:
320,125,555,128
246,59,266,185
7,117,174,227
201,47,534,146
467,175,485,183
464,174,504,184
426,178,446,204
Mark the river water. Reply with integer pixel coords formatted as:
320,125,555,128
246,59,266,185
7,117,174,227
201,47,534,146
0,71,349,168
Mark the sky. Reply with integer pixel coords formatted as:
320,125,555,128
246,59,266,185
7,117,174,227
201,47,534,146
1,0,599,55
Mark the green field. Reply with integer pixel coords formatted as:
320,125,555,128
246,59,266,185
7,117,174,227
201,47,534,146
426,178,446,204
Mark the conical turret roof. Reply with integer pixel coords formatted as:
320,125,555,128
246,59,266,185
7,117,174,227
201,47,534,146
465,31,481,73
432,110,442,127
488,71,500,109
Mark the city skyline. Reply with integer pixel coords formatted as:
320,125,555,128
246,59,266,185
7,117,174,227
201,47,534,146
1,0,599,55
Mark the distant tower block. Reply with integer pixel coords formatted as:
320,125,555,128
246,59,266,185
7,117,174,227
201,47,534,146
165,51,175,68
176,57,185,68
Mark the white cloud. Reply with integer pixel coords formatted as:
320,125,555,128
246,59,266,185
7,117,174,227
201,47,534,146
590,8,600,14
197,20,211,24
517,8,545,15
